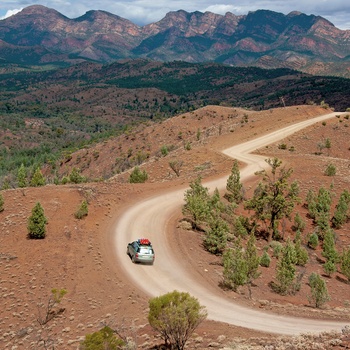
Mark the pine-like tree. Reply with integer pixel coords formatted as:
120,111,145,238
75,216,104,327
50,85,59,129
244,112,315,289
27,202,48,239
203,216,229,255
341,248,350,281
332,190,350,229
245,233,261,298
225,160,244,203
222,238,248,291
244,158,300,241
30,167,46,187
183,177,211,230
273,239,297,295
17,163,27,188
322,228,339,276
308,272,330,308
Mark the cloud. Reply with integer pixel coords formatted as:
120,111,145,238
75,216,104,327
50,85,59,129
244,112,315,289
0,8,22,20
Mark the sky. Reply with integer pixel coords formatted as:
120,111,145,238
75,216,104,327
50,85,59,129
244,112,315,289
0,0,349,30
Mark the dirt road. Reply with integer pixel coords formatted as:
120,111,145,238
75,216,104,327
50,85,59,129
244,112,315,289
113,111,348,335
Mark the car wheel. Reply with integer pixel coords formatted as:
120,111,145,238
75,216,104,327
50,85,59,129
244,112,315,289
131,255,136,263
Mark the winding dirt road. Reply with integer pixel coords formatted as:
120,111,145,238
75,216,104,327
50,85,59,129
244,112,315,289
114,111,348,335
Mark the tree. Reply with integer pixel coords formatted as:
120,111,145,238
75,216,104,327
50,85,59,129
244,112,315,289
245,233,261,298
17,163,27,188
294,231,309,266
308,273,330,308
148,290,207,350
182,177,211,230
222,238,248,291
273,239,297,295
225,160,244,203
30,167,46,187
244,158,300,241
322,228,339,276
28,202,48,239
69,167,86,184
0,192,4,212
80,326,125,350
314,187,333,235
332,190,350,229
129,166,148,183
203,216,229,255
75,200,89,219
340,248,350,281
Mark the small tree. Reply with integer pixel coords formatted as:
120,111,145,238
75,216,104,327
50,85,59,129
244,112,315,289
293,212,305,232
322,229,339,276
245,233,261,298
225,160,244,203
75,200,89,219
129,166,148,183
308,232,319,249
308,273,330,308
294,231,309,266
203,216,229,255
0,192,4,212
169,160,183,177
148,290,207,350
332,190,350,229
244,158,300,241
273,239,297,295
30,167,46,187
17,163,27,188
80,326,125,350
260,250,271,267
69,167,86,184
341,248,350,281
37,288,67,326
28,202,48,239
182,177,211,230
222,238,248,291
324,164,336,176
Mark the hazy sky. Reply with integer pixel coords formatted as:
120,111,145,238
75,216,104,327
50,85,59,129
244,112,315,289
0,0,349,30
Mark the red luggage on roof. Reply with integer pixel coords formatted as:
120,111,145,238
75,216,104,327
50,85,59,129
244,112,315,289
139,238,151,245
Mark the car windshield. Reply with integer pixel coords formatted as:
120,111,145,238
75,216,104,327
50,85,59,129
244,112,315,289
139,246,153,254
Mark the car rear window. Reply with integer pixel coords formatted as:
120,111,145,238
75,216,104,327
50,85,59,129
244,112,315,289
139,246,153,254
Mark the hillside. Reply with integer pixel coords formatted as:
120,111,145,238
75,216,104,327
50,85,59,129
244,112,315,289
1,105,350,349
1,59,350,188
0,5,350,77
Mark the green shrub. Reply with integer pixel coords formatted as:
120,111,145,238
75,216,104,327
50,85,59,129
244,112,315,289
69,167,86,184
270,241,283,258
80,326,125,350
260,251,271,267
308,273,330,308
129,166,148,183
27,202,47,239
75,200,88,219
308,232,319,249
160,145,169,156
148,290,207,350
324,164,336,176
30,167,46,187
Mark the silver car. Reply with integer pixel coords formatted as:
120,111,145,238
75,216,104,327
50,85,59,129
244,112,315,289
127,239,155,265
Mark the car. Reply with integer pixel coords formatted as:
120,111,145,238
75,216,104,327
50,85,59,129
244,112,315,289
127,238,155,265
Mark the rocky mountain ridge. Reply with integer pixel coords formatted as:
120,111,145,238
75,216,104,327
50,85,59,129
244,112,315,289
0,5,350,76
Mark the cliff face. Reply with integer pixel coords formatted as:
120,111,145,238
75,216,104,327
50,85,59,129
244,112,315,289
0,5,349,76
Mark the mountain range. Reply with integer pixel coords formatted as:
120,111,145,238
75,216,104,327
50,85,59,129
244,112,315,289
0,5,350,77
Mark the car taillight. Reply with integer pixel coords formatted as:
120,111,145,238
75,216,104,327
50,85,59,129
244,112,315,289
136,253,139,258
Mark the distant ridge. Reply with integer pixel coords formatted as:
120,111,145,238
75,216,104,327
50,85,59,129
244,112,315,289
0,5,349,77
